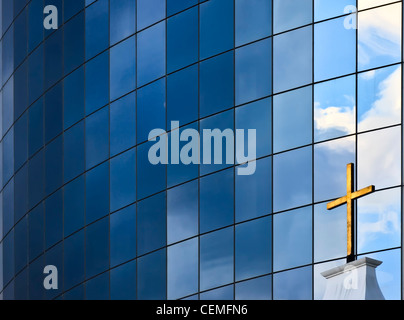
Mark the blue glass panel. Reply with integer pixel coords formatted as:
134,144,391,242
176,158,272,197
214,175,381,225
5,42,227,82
200,285,234,300
137,22,166,87
235,37,272,106
168,238,198,299
2,77,13,137
64,0,84,21
44,29,63,90
235,275,272,300
200,227,234,291
314,0,356,21
28,44,43,105
200,0,234,59
137,192,166,255
138,249,166,300
14,268,28,300
64,12,85,75
86,272,109,300
85,0,109,59
28,203,44,261
110,149,136,212
236,0,272,46
111,260,136,300
85,217,109,279
85,51,109,115
200,168,234,233
14,112,28,171
64,230,85,290
14,61,28,120
85,106,109,169
274,207,312,271
137,0,165,30
64,121,85,182
273,26,312,93
44,82,63,144
167,7,198,73
137,141,166,199
110,205,136,267
3,231,14,286
200,51,234,117
274,0,312,33
167,0,198,16
64,67,85,129
110,0,136,45
85,162,109,224
28,97,44,157
2,26,13,84
137,78,166,144
236,157,271,223
28,0,43,52
14,217,28,274
14,164,28,222
273,147,312,212
273,266,312,300
64,176,85,237
14,7,27,69
236,216,272,281
45,136,63,196
28,255,44,300
44,242,63,300
110,93,136,156
315,16,356,81
273,86,312,152
28,151,44,210
2,179,14,235
45,190,63,249
167,180,198,244
167,65,198,127
2,129,14,186
110,36,136,101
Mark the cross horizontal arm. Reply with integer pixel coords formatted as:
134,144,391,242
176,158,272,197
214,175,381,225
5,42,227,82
327,196,347,210
351,185,375,200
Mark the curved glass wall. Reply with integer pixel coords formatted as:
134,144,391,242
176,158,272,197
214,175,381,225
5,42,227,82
0,0,403,300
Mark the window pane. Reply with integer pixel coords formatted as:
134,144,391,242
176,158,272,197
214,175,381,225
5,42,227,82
85,51,109,115
314,75,356,142
358,3,401,71
235,38,271,105
200,0,234,59
274,86,312,152
236,157,271,223
110,36,136,101
274,207,312,271
45,190,63,249
358,65,401,132
110,149,136,212
236,217,272,281
137,78,166,144
358,188,401,254
314,136,355,202
273,147,312,212
64,121,85,183
200,285,234,300
167,0,197,16
274,0,312,33
85,161,109,225
235,275,272,300
137,0,165,30
64,176,85,237
200,227,234,291
358,126,401,190
314,16,356,81
273,266,312,300
236,98,272,159
167,65,198,127
200,168,234,233
314,202,346,262
110,0,136,45
315,0,356,22
110,260,136,300
274,26,312,93
137,192,166,255
167,7,198,73
235,0,272,46
167,180,198,244
168,238,198,299
137,249,166,300
85,272,109,300
110,205,136,267
85,217,109,279
64,67,84,129
200,51,234,118
137,22,166,87
64,12,84,75
110,92,136,156
44,82,63,144
85,106,109,169
64,230,84,290
85,0,109,59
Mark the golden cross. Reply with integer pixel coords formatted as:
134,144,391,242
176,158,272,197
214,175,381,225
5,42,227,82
326,163,375,262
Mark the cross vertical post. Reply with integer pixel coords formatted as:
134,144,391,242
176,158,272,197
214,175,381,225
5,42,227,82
326,163,375,263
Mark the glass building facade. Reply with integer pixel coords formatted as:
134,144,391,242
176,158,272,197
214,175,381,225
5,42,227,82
0,0,403,300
